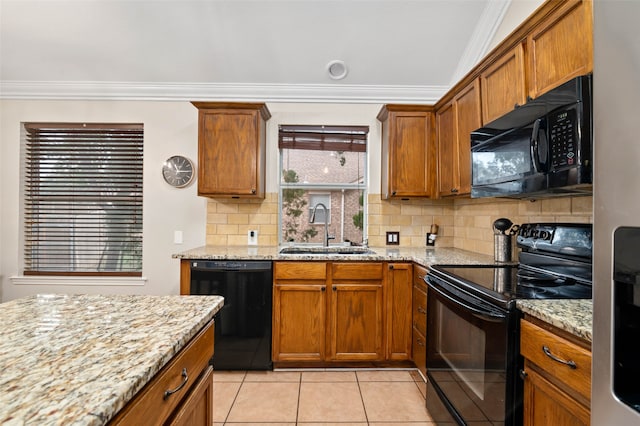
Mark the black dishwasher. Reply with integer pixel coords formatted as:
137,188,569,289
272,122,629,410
190,260,272,370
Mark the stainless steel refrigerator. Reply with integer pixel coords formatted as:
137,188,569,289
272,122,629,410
593,1,640,423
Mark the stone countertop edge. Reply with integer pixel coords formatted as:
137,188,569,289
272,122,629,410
171,245,498,267
0,294,224,426
517,299,592,343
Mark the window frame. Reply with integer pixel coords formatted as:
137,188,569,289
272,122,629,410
278,124,368,245
21,122,144,277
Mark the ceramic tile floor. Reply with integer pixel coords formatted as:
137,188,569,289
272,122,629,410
213,369,434,425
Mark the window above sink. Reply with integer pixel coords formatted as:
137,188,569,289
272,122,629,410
279,125,369,246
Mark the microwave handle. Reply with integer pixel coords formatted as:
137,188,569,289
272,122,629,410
531,118,543,173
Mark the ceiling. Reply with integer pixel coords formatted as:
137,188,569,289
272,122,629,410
0,0,542,103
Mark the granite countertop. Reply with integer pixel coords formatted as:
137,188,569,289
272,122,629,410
517,299,592,343
0,294,224,425
172,245,497,268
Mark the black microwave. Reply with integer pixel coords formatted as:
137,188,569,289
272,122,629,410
470,74,592,199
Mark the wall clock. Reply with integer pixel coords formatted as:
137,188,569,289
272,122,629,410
162,155,195,188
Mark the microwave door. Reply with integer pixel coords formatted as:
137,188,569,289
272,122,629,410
471,124,544,197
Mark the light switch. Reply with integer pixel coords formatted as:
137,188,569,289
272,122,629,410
174,230,183,244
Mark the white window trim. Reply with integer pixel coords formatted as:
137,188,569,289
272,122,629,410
10,275,147,286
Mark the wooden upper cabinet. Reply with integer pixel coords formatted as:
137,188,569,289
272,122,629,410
192,102,270,198
436,101,455,197
480,43,527,125
378,105,436,199
436,79,481,198
454,80,481,195
527,0,593,99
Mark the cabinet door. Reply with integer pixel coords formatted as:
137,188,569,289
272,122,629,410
194,103,269,198
438,80,481,198
328,282,384,361
480,43,527,124
383,110,435,198
453,79,481,195
527,0,593,99
386,263,413,360
272,283,326,362
523,364,590,426
436,101,456,197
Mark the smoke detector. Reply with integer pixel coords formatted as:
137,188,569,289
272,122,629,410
327,60,348,80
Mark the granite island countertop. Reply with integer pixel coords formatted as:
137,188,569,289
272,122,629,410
0,294,223,425
517,299,592,343
172,245,498,268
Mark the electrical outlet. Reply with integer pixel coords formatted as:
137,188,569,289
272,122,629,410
386,231,400,245
248,229,258,245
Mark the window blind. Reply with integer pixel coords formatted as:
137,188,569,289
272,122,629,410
23,123,143,276
278,125,368,152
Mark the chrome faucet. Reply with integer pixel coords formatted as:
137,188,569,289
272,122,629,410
310,203,335,247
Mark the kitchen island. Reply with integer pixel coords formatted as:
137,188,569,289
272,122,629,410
0,294,223,425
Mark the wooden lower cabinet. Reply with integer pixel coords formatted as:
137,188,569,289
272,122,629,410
110,321,215,425
168,366,214,426
329,281,384,361
272,261,410,364
412,264,428,377
520,318,591,426
272,262,327,362
273,282,327,362
386,263,413,360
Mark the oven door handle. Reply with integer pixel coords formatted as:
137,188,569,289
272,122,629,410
427,277,507,321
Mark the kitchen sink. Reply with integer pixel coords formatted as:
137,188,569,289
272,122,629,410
279,245,376,255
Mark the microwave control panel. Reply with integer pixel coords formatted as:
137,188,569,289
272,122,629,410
549,109,577,169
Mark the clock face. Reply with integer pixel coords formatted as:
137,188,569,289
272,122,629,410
162,155,195,188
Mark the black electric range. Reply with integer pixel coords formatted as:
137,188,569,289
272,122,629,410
428,222,593,310
424,223,592,426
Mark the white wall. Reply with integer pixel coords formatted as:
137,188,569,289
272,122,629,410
488,0,545,51
0,100,207,301
0,100,384,301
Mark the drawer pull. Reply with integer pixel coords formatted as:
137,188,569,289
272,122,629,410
542,345,577,369
163,368,189,400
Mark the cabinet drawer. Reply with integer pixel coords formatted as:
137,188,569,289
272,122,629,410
332,262,383,280
520,320,591,401
412,284,427,336
274,262,327,280
413,265,428,288
412,327,427,378
111,321,215,425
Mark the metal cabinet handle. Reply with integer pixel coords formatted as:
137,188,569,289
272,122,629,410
332,286,337,291
416,338,425,347
450,188,459,193
321,286,326,292
542,345,577,369
519,369,528,380
163,368,189,399
389,265,394,270
251,188,256,194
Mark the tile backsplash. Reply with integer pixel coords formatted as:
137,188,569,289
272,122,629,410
205,193,593,255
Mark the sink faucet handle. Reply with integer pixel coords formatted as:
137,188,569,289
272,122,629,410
327,235,336,241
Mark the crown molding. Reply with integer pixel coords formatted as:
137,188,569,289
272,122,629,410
451,0,511,84
0,81,449,104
